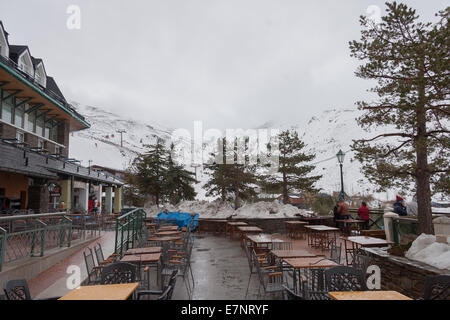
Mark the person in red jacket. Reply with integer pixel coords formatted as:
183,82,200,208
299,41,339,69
357,201,370,230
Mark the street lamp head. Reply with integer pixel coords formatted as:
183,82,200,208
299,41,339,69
336,149,345,164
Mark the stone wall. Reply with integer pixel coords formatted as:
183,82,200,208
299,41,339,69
362,247,447,299
196,216,334,233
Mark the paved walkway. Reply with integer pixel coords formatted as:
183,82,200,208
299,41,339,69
28,231,116,299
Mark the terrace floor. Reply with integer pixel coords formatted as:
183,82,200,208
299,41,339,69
28,230,343,300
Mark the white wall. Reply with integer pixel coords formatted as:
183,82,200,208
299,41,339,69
0,25,8,57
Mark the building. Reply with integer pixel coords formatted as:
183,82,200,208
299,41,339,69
276,194,306,208
90,165,126,181
0,21,123,214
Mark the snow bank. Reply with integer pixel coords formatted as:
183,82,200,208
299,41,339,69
144,200,312,219
405,233,450,270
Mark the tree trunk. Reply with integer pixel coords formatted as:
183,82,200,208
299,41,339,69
282,172,289,205
415,67,433,235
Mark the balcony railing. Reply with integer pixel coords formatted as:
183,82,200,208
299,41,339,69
0,54,86,122
0,212,72,271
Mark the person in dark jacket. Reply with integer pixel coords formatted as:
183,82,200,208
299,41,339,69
357,202,370,230
393,195,407,216
333,202,340,227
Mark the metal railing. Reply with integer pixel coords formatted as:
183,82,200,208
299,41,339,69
0,212,72,271
348,208,385,230
114,208,145,258
392,216,419,245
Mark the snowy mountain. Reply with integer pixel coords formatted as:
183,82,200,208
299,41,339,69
69,102,173,170
68,102,402,201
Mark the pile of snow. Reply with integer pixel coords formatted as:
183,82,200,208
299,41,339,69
144,200,312,219
405,233,450,270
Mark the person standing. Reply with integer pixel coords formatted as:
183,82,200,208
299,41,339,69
393,195,407,216
357,201,370,230
337,199,350,219
333,201,340,228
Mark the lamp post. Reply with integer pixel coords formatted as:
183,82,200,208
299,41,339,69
336,149,345,200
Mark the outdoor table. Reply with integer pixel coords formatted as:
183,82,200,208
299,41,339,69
299,216,334,226
328,290,412,300
270,249,320,265
305,225,339,250
125,246,162,255
341,236,394,265
146,223,158,232
284,257,339,294
335,219,366,236
245,233,285,252
59,283,139,300
120,253,162,289
237,226,263,248
153,231,182,237
148,236,182,243
285,221,308,239
227,222,248,240
157,225,179,231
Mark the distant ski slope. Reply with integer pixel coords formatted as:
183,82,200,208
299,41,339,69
69,102,437,202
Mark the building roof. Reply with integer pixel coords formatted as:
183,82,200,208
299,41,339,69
0,21,10,45
8,45,29,63
46,76,67,102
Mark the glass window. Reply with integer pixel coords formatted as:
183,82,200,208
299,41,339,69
38,139,44,149
16,130,24,143
1,96,13,123
52,126,58,142
28,112,35,132
15,108,24,128
44,125,51,139
36,117,44,136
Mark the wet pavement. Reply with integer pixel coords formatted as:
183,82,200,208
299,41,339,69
25,229,343,300
28,231,116,299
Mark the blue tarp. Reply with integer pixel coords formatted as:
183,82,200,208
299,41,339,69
155,212,199,231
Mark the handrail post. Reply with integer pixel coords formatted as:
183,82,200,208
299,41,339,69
65,216,72,247
114,216,119,254
37,219,47,257
0,226,7,272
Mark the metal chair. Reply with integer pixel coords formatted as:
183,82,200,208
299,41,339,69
254,252,286,300
329,242,342,264
352,252,370,276
423,275,450,300
160,240,194,299
137,270,178,300
324,266,367,292
282,284,303,300
3,279,60,300
83,247,101,284
3,279,31,300
93,242,119,266
100,262,137,285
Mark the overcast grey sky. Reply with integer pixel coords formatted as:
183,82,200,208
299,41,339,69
1,0,447,130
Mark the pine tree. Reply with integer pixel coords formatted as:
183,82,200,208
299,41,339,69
130,137,168,206
204,137,258,209
349,2,449,234
166,143,197,204
262,129,322,204
204,138,231,201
